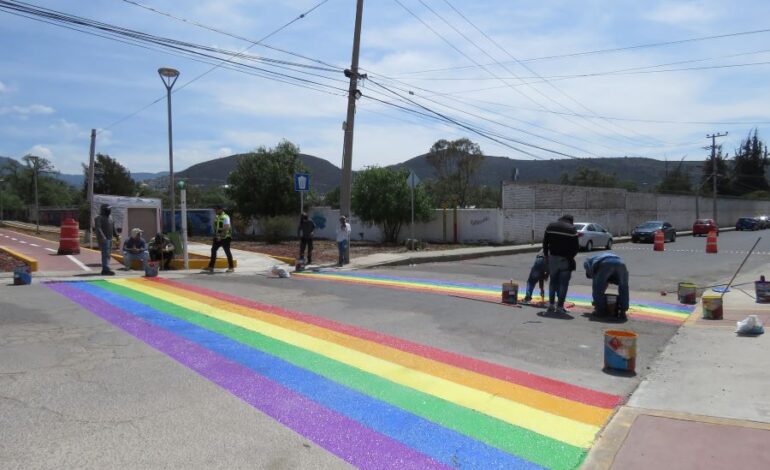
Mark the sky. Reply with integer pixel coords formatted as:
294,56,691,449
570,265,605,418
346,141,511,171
1,0,770,175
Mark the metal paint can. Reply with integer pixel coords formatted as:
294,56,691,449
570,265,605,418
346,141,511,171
755,279,770,303
604,293,619,316
502,281,518,304
677,282,697,305
604,329,637,373
702,294,723,320
13,266,32,285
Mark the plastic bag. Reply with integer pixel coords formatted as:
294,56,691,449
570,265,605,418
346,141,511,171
736,315,765,335
270,265,291,278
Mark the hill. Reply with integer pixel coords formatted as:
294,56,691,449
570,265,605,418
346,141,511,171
394,155,706,188
175,153,341,194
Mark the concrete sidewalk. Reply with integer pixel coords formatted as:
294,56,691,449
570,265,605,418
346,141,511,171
585,267,770,469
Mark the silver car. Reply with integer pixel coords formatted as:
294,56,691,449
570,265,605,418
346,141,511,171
574,222,613,251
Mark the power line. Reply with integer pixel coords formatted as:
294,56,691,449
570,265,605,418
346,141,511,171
0,1,341,133
437,0,666,150
399,26,770,75
395,0,659,152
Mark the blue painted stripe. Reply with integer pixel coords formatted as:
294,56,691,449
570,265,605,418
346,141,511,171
74,282,543,470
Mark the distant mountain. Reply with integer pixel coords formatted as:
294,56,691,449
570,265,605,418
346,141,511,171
174,153,341,194
53,171,166,189
394,155,707,188
0,155,18,173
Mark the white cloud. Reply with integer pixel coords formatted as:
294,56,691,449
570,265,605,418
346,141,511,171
26,144,53,159
216,147,233,157
0,104,55,116
644,1,721,26
0,81,6,93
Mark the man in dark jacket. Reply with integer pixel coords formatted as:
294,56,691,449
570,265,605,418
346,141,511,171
94,203,117,275
297,213,315,264
542,214,580,314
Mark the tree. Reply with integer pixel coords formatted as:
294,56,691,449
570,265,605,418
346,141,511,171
731,129,768,194
560,166,636,190
700,145,732,196
324,186,340,209
656,160,692,194
227,140,307,218
425,138,484,207
352,166,433,243
82,153,136,197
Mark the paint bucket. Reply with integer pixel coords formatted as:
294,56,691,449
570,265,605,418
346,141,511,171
677,282,697,305
13,266,32,286
604,329,637,373
502,281,518,304
604,293,619,317
144,261,159,278
755,277,770,303
702,294,723,320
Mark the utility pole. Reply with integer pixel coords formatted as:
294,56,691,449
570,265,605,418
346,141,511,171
87,129,96,248
706,132,728,224
339,0,365,219
28,155,41,234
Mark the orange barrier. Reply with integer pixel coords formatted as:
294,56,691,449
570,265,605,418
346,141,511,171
653,230,665,251
706,230,718,253
57,218,80,255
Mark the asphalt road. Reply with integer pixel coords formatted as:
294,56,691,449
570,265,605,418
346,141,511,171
390,229,770,294
5,231,763,469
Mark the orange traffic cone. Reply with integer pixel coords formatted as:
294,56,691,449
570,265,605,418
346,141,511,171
706,230,718,253
653,230,665,251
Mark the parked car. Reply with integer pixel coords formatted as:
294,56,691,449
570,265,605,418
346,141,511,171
692,219,718,236
736,217,760,231
631,221,676,243
574,222,613,251
756,215,769,229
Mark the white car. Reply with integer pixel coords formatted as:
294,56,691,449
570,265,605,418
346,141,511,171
574,222,613,251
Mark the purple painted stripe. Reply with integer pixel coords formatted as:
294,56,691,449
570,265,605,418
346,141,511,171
50,282,447,470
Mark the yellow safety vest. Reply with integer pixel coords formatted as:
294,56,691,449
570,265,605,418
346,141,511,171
214,212,232,238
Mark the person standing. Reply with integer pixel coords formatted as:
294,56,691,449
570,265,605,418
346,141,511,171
122,228,149,271
297,213,315,264
206,205,234,273
336,215,351,267
542,214,579,314
94,203,117,275
584,252,629,320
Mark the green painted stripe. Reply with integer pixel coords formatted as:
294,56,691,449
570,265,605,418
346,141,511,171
99,281,587,470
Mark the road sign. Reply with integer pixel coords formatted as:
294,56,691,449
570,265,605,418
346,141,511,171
407,171,420,189
294,173,310,192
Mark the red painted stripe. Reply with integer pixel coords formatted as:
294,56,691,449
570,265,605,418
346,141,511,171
153,278,624,408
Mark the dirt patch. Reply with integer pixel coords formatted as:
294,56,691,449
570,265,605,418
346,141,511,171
0,251,28,272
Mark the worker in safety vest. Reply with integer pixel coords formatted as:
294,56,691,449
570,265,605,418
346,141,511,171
205,205,234,273
584,252,629,320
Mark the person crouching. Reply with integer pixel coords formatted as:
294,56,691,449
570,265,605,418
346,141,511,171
584,252,629,320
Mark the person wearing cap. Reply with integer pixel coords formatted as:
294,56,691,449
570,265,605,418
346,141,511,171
542,214,580,315
94,203,118,275
206,205,234,273
336,215,351,267
122,228,148,271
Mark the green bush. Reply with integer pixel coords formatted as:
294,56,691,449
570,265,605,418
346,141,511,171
260,216,293,244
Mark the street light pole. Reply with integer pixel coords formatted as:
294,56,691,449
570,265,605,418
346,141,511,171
158,67,180,233
27,155,41,234
0,177,5,222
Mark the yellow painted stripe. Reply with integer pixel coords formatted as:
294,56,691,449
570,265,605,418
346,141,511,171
116,279,599,448
145,278,612,427
301,273,689,321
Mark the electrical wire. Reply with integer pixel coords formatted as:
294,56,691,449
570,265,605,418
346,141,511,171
400,26,770,75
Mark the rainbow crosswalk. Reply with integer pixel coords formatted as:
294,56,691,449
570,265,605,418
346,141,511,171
295,271,693,324
49,278,624,469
